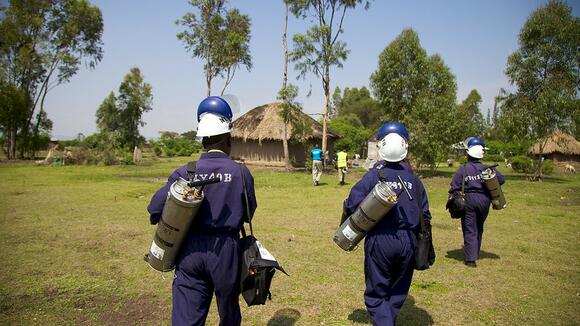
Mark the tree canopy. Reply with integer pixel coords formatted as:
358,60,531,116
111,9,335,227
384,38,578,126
289,0,370,159
371,29,458,170
176,0,252,96
496,0,579,178
0,0,103,159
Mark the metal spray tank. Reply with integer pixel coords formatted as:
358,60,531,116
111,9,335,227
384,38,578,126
333,181,398,251
145,176,220,272
481,166,506,210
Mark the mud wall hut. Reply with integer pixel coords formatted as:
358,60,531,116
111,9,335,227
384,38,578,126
230,103,339,167
528,131,580,163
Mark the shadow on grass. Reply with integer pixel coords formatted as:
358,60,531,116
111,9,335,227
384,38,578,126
446,248,500,262
267,308,301,326
348,295,434,325
348,309,371,324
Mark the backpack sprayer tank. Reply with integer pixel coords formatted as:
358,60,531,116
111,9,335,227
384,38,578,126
333,181,398,251
145,177,220,272
481,167,506,210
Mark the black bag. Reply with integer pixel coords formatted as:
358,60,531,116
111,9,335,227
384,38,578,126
446,165,467,219
413,175,436,271
240,232,288,306
238,164,288,306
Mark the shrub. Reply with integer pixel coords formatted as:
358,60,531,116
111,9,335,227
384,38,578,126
538,159,555,175
511,156,533,173
485,154,504,163
458,156,468,164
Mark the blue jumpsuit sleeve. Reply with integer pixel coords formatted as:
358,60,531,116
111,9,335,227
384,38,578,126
495,168,506,185
147,167,187,225
241,165,257,221
344,170,378,216
448,167,463,194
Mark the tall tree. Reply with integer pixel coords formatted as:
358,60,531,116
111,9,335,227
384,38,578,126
371,29,457,170
176,0,252,96
0,0,103,159
289,0,370,163
95,92,119,132
498,0,579,179
117,68,153,149
409,54,457,171
455,89,485,139
0,83,29,158
370,29,428,121
278,0,302,168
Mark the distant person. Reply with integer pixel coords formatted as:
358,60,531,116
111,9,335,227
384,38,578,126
310,145,323,186
147,96,257,325
336,149,348,185
448,137,504,268
344,122,432,324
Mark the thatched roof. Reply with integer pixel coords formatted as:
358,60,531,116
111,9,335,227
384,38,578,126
528,130,580,155
231,102,339,142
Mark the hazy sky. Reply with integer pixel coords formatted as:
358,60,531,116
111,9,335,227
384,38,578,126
41,0,580,139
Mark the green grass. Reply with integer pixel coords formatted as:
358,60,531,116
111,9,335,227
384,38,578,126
0,158,579,325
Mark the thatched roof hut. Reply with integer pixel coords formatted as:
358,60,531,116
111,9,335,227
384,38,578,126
528,131,580,162
231,102,339,167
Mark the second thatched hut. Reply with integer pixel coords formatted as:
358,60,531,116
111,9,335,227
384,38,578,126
528,130,580,163
231,102,339,167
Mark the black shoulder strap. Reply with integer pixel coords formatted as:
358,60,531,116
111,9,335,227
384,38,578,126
414,174,425,233
239,163,254,237
377,166,387,181
461,164,466,193
186,161,197,179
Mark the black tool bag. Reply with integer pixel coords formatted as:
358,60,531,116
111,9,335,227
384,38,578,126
446,164,467,219
240,231,288,306
238,164,288,306
413,175,436,271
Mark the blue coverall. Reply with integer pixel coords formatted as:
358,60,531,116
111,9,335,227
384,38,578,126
345,161,431,326
449,160,504,263
147,151,257,326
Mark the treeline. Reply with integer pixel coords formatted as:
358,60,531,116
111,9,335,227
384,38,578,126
325,1,578,177
1,0,577,175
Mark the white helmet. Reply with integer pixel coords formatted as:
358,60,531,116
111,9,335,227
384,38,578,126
196,113,232,137
378,133,408,162
196,96,236,137
466,145,484,159
466,137,486,159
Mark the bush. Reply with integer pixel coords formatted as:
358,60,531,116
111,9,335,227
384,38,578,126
538,159,555,175
485,154,504,163
458,156,468,164
511,156,533,173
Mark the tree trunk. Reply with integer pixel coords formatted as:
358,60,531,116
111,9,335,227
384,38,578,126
283,122,290,168
281,0,290,169
8,127,16,160
321,67,329,169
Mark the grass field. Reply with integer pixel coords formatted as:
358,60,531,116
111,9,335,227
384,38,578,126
0,157,579,325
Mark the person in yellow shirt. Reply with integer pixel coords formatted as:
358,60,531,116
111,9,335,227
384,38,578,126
337,150,348,185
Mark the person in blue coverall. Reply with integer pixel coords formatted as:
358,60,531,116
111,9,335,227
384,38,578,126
147,96,257,326
344,122,432,325
449,137,504,268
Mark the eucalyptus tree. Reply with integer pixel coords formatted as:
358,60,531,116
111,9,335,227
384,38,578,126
117,68,153,149
288,0,370,160
176,0,252,96
371,29,458,170
0,0,104,159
